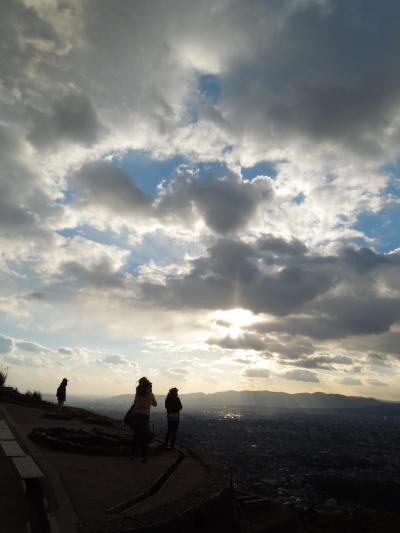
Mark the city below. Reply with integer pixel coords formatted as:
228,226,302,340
69,391,400,531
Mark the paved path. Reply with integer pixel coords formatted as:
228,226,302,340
0,412,45,533
1,402,208,533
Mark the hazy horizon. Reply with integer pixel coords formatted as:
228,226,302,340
1,1,400,401
38,387,393,405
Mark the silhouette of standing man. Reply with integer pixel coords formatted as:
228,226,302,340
164,387,182,449
56,378,68,414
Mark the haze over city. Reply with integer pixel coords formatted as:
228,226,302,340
1,0,400,400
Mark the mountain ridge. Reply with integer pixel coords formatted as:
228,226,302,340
107,390,390,409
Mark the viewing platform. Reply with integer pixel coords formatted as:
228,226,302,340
0,396,238,533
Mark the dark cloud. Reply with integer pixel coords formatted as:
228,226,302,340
348,331,400,358
0,125,60,248
367,379,387,387
341,248,395,274
15,341,45,353
232,357,252,365
243,367,270,378
283,369,319,383
28,93,104,149
58,347,74,356
207,333,266,351
206,332,316,359
257,235,308,256
55,259,126,289
103,355,129,365
367,353,390,367
254,294,400,340
242,264,335,315
340,377,362,386
22,292,47,302
72,162,273,233
144,239,258,310
0,0,60,95
223,0,400,155
157,168,273,233
330,355,354,365
74,161,152,216
313,295,400,336
139,239,400,324
284,357,333,370
262,339,316,359
142,236,337,314
135,239,400,351
282,354,353,370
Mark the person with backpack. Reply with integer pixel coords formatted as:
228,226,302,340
164,387,182,449
125,377,157,462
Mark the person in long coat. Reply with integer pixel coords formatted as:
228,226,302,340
164,387,182,449
128,377,157,462
56,378,68,414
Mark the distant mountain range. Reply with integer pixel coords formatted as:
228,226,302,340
43,390,400,416
105,390,392,410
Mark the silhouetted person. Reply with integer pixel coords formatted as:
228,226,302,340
130,377,157,462
164,387,182,449
56,378,68,414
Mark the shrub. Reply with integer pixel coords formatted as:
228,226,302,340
0,365,8,386
25,390,42,401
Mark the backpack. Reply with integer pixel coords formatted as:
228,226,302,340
123,405,135,427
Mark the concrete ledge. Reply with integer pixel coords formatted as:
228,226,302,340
13,456,44,479
1,440,26,457
0,404,80,533
0,428,14,439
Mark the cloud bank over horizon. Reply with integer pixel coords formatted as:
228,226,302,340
1,0,400,399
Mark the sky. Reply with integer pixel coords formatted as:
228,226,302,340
1,0,400,400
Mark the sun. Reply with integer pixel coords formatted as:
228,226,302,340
213,308,256,338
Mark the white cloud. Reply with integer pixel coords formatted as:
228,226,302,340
0,0,400,398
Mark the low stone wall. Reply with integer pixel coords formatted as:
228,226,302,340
30,427,132,456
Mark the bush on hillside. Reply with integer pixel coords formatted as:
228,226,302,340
25,390,42,401
0,365,8,386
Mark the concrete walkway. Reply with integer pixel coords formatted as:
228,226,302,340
1,402,208,533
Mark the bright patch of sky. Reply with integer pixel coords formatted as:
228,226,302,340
352,162,400,252
198,74,222,103
113,151,186,195
354,206,400,253
114,152,235,196
292,192,305,205
57,226,130,250
241,161,277,180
